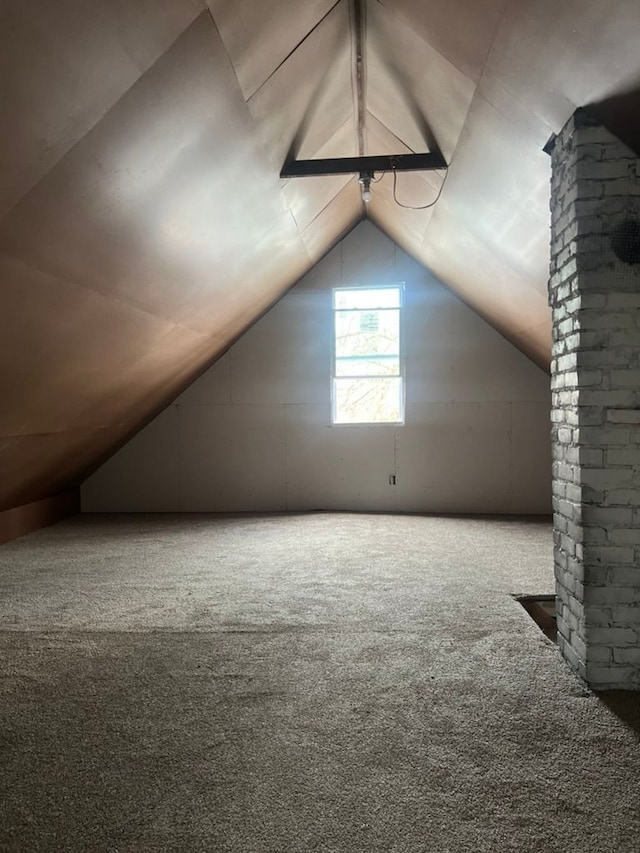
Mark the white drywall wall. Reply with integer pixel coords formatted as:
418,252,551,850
82,221,552,513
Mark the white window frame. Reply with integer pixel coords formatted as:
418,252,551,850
331,283,405,426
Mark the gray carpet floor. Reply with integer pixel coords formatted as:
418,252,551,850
0,512,638,852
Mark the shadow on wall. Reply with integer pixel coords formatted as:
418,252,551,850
586,86,640,157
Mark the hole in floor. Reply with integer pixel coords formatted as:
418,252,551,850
515,595,557,643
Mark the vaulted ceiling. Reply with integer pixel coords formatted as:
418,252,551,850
2,0,640,512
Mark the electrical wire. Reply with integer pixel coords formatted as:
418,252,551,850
392,167,449,210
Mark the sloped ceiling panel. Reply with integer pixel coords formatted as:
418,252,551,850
365,0,552,365
366,0,476,161
246,0,353,172
0,0,204,220
0,252,210,436
485,0,640,131
365,0,640,368
420,206,552,368
300,178,362,264
0,18,308,334
283,118,357,234
206,0,339,100
0,4,361,512
417,86,552,360
245,0,358,233
378,0,507,83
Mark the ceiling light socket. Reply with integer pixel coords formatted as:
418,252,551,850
359,171,373,203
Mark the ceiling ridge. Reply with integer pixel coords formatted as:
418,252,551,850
350,0,367,157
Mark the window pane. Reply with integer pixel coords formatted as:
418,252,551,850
334,287,400,310
335,309,399,358
334,377,402,423
335,356,400,377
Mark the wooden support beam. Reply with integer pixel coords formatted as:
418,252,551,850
281,153,447,178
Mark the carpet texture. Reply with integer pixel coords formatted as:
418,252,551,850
0,513,639,852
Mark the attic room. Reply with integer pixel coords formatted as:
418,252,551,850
1,1,640,850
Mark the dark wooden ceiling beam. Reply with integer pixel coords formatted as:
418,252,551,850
352,0,366,158
281,152,447,178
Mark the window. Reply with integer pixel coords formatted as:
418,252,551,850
332,285,404,424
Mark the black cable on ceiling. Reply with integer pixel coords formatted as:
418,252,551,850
392,167,449,210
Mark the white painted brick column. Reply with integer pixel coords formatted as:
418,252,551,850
548,109,640,690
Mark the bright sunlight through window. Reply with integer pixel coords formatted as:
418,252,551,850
332,285,404,425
